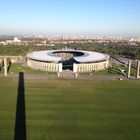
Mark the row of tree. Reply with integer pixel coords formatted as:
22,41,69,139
0,42,140,59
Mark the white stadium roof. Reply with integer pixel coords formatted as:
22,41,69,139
27,50,109,63
27,50,62,62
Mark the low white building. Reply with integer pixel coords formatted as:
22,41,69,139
13,37,21,43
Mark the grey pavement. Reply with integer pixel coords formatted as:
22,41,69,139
0,73,127,81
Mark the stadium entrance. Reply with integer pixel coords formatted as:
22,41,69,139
62,58,78,70
53,51,81,71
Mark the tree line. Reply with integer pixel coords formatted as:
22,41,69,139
0,42,140,59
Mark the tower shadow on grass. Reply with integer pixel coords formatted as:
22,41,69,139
14,72,26,140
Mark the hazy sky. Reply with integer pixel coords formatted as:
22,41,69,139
0,0,140,36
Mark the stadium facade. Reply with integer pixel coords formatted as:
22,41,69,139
27,49,110,73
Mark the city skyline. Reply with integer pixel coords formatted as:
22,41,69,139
0,0,140,36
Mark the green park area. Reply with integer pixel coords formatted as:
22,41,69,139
0,62,137,77
0,77,140,140
0,63,56,75
80,63,137,77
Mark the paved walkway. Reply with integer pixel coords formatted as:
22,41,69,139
0,73,127,81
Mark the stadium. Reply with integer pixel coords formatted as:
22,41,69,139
27,49,110,73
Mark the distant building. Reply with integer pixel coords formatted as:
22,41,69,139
136,36,140,42
13,37,21,43
129,38,135,42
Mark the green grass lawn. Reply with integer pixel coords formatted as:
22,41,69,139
8,63,46,74
0,63,56,75
0,62,137,77
80,64,127,76
80,64,138,77
80,70,116,76
0,77,140,140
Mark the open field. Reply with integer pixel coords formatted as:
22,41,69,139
0,77,140,140
0,63,56,75
0,63,45,74
0,62,131,76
